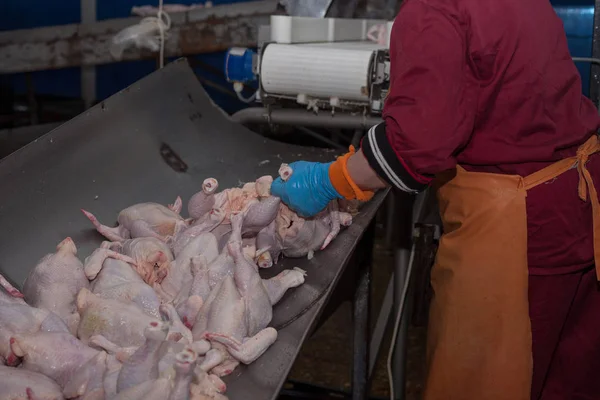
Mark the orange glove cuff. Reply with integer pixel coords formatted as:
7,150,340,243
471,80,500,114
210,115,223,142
328,146,375,202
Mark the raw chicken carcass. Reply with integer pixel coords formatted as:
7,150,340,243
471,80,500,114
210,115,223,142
248,165,354,264
191,368,228,400
117,321,169,393
62,351,107,399
240,196,281,237
168,196,183,214
274,204,330,258
187,176,274,224
190,213,263,299
103,355,123,399
0,273,69,366
22,237,89,334
193,233,305,374
83,245,137,281
9,331,101,389
155,232,219,304
318,201,353,250
171,209,226,258
0,272,24,299
76,288,162,347
168,347,197,400
113,376,173,400
255,222,279,268
88,335,138,363
266,201,353,259
0,365,64,400
0,305,69,367
82,201,188,243
105,237,174,285
157,344,227,399
160,303,194,344
188,178,219,220
86,254,162,319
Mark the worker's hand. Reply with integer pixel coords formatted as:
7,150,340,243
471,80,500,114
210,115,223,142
271,161,342,218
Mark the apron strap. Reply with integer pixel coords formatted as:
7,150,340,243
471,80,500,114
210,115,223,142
577,137,600,280
523,135,600,280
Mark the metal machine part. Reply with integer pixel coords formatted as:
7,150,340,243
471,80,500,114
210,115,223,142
224,47,258,84
231,107,381,129
224,15,391,116
258,42,389,114
0,58,386,400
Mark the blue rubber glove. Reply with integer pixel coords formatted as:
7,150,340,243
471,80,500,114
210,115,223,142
271,161,343,217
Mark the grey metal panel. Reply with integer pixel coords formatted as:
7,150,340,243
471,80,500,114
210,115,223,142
0,58,385,399
0,122,63,159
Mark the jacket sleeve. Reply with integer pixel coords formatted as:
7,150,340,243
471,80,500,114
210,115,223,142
361,0,476,193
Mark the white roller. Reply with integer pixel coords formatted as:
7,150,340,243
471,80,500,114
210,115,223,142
260,43,374,101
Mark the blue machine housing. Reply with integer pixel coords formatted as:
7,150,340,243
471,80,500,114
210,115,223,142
224,47,257,83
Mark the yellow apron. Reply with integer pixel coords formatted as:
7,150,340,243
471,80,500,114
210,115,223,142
423,135,600,400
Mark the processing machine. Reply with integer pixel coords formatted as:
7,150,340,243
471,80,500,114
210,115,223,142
224,15,393,120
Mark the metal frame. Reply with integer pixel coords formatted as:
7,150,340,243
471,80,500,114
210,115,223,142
278,190,440,400
279,221,378,400
368,188,439,400
351,222,375,400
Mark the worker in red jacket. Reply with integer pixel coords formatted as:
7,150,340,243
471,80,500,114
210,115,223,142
271,0,600,398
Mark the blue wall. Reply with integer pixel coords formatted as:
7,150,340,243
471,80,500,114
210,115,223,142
0,0,597,109
0,0,255,114
554,3,595,97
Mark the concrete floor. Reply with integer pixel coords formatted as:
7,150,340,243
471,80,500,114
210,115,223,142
287,222,429,399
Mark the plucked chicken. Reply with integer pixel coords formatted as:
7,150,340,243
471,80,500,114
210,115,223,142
0,365,64,400
0,274,69,366
1,164,359,400
22,238,90,334
82,201,188,243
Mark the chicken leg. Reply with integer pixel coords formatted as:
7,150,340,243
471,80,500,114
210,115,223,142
188,178,219,219
205,328,277,365
117,321,169,393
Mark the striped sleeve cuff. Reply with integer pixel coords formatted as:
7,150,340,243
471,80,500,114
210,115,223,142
361,122,431,193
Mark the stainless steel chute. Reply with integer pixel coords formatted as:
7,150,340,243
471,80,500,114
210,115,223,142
0,58,385,399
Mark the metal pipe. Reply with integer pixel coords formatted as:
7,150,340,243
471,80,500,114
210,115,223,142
390,246,412,400
231,107,381,130
352,222,374,400
369,277,394,378
384,190,398,249
572,57,600,65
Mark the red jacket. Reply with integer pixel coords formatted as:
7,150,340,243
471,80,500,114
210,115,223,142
361,0,600,274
